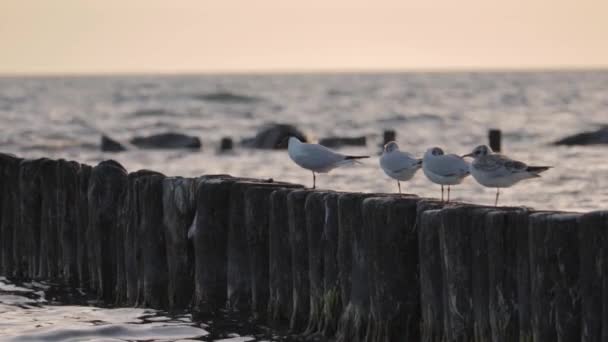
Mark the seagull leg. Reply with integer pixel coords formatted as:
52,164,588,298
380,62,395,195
398,181,401,194
441,185,444,202
447,186,451,202
495,188,500,206
312,171,316,189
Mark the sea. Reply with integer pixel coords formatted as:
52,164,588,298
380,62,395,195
1,70,607,340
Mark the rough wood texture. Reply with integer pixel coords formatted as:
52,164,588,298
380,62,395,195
162,177,198,310
319,192,341,337
287,189,313,333
18,158,43,279
485,209,529,342
417,200,446,342
191,176,234,315
245,183,302,321
87,160,128,301
364,195,421,341
268,188,298,328
0,153,22,277
579,211,608,342
529,212,582,342
335,192,378,342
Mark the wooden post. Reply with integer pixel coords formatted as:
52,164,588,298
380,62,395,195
365,195,421,341
287,189,313,333
579,211,608,342
57,160,80,287
87,160,127,301
162,177,199,310
245,183,302,321
268,188,298,328
319,192,341,337
0,153,22,277
335,193,378,342
18,158,44,280
192,176,235,315
529,212,581,341
489,129,502,152
417,200,446,342
485,209,529,342
304,191,329,336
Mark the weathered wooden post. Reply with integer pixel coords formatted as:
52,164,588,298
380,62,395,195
318,192,342,337
244,183,303,321
335,192,377,342
417,200,446,342
364,195,421,341
76,164,92,289
529,212,581,341
0,153,22,277
485,209,529,342
268,188,298,328
489,129,502,152
303,191,329,336
38,159,61,280
87,160,128,301
579,211,608,342
18,158,43,279
162,177,199,310
438,205,494,342
191,176,234,315
287,189,313,333
57,160,81,286
137,170,167,308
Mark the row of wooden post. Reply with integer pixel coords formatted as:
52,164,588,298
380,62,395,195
1,152,607,341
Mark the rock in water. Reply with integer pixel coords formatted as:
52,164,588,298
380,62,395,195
553,127,608,146
242,124,307,149
130,133,202,150
101,135,127,152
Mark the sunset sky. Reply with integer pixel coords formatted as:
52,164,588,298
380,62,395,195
2,0,607,74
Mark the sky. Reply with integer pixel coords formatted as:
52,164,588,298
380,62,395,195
1,0,607,74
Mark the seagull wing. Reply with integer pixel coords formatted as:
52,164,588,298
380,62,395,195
381,151,420,173
429,154,470,177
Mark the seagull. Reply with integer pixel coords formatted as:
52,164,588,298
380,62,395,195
422,147,470,202
462,145,551,206
287,136,369,189
379,141,422,194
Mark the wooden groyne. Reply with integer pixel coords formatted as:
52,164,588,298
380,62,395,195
1,152,607,341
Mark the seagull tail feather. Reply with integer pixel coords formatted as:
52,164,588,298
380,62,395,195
527,166,552,175
344,155,370,160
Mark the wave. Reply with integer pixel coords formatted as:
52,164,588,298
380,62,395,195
193,91,262,104
129,109,178,117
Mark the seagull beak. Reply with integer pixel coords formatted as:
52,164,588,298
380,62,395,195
461,153,473,158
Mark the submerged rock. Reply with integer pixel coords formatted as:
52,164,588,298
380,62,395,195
101,135,127,152
319,136,366,148
242,124,307,149
553,127,608,146
130,133,202,150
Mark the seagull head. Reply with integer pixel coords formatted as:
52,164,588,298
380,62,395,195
425,147,445,158
383,141,399,153
462,145,492,158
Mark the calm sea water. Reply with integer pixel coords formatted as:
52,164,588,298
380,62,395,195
1,71,607,340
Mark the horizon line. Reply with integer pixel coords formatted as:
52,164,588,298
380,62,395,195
1,65,607,78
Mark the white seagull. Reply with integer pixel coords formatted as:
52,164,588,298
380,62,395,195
287,136,369,189
422,147,470,202
379,141,422,194
462,145,551,206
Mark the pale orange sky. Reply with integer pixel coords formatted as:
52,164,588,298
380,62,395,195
1,0,607,74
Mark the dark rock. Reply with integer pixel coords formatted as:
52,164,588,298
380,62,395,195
319,136,366,148
553,127,608,146
219,137,234,152
194,92,261,104
101,135,127,152
130,133,201,150
242,124,307,150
